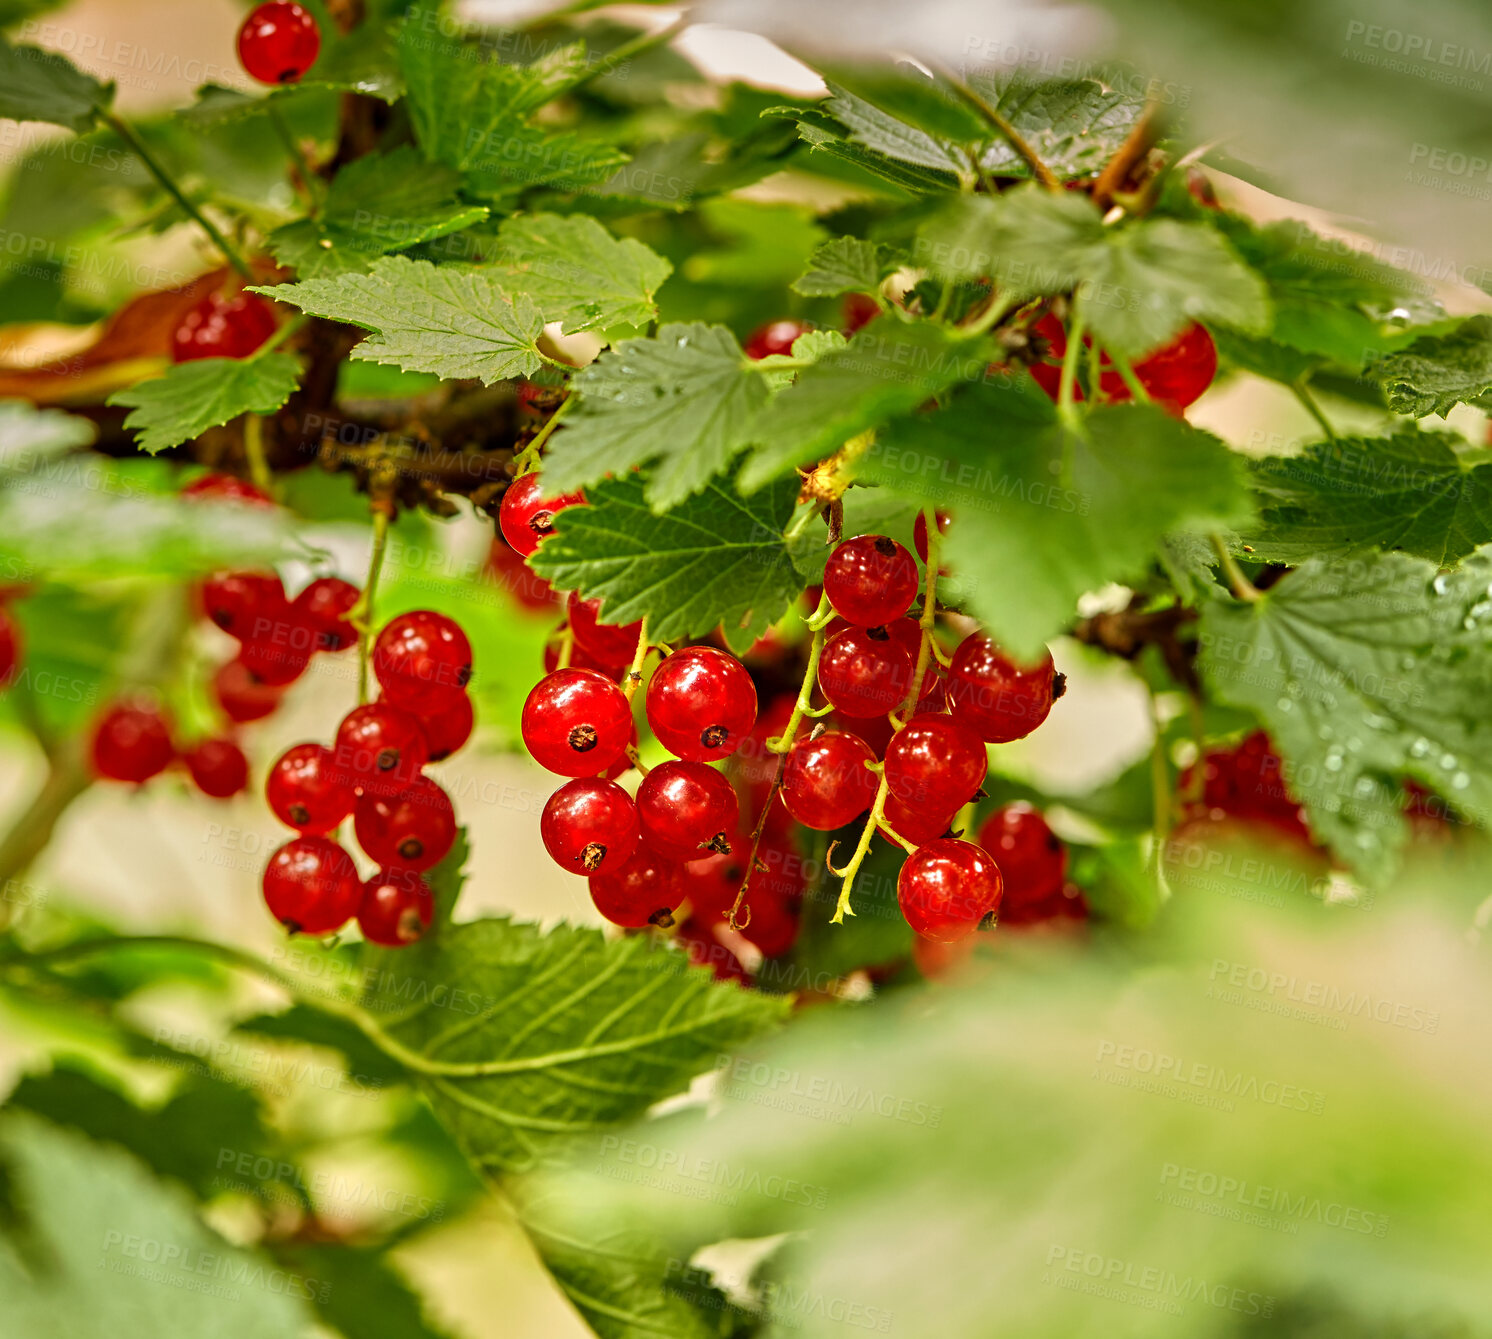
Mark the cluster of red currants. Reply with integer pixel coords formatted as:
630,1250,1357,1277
1175,730,1317,851
261,610,474,947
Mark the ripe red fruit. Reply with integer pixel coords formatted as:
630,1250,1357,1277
0,607,20,690
333,702,430,798
200,570,286,642
183,738,249,799
90,700,174,783
879,791,957,847
646,645,758,762
238,613,315,687
818,626,913,718
541,778,640,875
237,0,321,84
263,836,361,935
181,473,274,507
737,888,800,959
897,838,1003,942
354,776,457,872
267,742,355,834
976,802,1066,912
171,291,278,362
521,668,633,777
744,319,811,360
1028,315,1217,412
486,539,557,611
499,474,585,557
566,593,643,670
373,610,473,712
823,535,919,627
418,691,474,761
912,509,950,564
946,635,1058,743
358,870,434,947
885,619,948,712
884,715,987,814
676,916,751,984
842,292,880,335
636,761,739,861
292,577,360,652
212,658,285,723
782,731,878,830
589,845,682,928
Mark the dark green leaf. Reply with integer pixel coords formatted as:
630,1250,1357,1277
969,72,1148,180
1366,316,1492,417
824,78,970,177
0,37,112,132
791,236,885,298
107,354,302,455
272,1243,458,1339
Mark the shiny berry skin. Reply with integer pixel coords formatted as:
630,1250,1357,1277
897,839,1003,942
373,610,473,712
744,319,811,360
977,802,1066,912
499,474,585,557
90,700,174,783
879,792,957,848
358,870,434,947
589,845,681,927
262,836,361,935
293,577,359,652
1028,315,1217,412
238,613,315,687
183,738,249,798
181,473,274,507
567,593,643,670
212,658,285,723
884,619,947,712
418,691,473,761
0,607,20,690
818,626,913,718
913,509,951,565
237,0,321,84
521,668,633,777
884,715,987,813
333,702,430,798
636,761,739,861
171,291,278,362
782,731,878,830
541,778,640,875
267,743,355,834
946,635,1056,743
201,570,286,641
646,645,757,762
823,535,919,627
354,776,456,872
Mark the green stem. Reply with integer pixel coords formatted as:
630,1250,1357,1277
955,291,1017,338
512,396,573,476
1150,693,1171,845
255,312,306,356
899,506,941,719
1106,345,1151,403
767,591,832,754
242,416,272,494
551,16,687,98
619,617,650,703
268,103,325,212
352,510,391,703
933,65,1059,189
830,770,891,924
1057,308,1088,423
1292,379,1338,440
1210,532,1259,602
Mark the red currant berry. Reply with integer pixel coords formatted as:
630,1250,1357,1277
884,618,947,711
183,737,249,799
823,535,919,627
567,593,643,670
737,888,799,959
897,838,1003,942
911,933,976,979
212,657,285,723
912,509,950,564
201,570,286,642
879,791,957,848
237,0,321,84
646,645,757,762
238,614,315,687
946,635,1058,743
1186,166,1220,209
373,610,473,712
884,715,987,813
358,869,434,946
521,668,633,777
842,292,880,335
676,916,751,984
589,844,681,927
782,731,878,830
1028,315,1216,412
90,700,174,783
0,607,20,690
418,691,474,761
293,577,360,652
818,626,913,718
541,778,640,875
486,539,557,611
181,473,274,507
543,637,612,676
263,836,360,935
354,776,456,872
333,702,430,798
171,291,278,362
976,802,1065,912
498,474,585,557
744,319,811,360
636,761,739,861
267,743,355,834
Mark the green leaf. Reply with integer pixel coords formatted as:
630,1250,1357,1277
256,258,544,383
531,467,805,652
791,236,884,297
267,147,489,279
360,916,789,1174
915,185,1106,290
490,212,671,333
823,65,989,148
0,1112,319,1337
1366,316,1492,417
1199,547,1492,881
824,78,970,177
1246,429,1492,566
787,115,957,195
969,72,1147,180
0,37,113,132
738,316,994,493
0,400,94,472
271,1243,458,1339
860,380,1251,658
684,197,828,289
107,354,302,455
539,323,767,511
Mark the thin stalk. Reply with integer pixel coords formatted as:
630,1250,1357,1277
1106,345,1151,403
1210,532,1259,602
268,103,325,212
829,770,891,923
242,416,273,494
932,64,1059,189
512,397,573,476
899,506,942,718
619,618,650,702
766,591,832,753
955,291,1017,339
352,509,392,702
1150,693,1171,845
1292,379,1338,440
1057,309,1089,423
